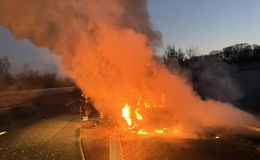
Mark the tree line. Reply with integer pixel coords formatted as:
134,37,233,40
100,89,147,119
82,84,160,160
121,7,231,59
164,43,260,67
163,43,260,103
0,56,74,91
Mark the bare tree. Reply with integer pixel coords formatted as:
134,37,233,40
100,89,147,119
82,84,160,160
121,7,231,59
185,46,199,59
0,56,11,90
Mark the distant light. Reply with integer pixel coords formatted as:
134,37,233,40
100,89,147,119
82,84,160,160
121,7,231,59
0,131,7,136
215,136,220,139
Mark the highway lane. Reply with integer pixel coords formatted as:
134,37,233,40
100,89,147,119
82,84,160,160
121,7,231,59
0,87,77,111
120,134,259,160
80,124,260,160
1,91,258,160
0,93,83,160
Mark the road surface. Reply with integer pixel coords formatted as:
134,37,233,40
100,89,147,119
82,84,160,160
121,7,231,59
0,92,259,160
80,124,260,160
0,92,83,160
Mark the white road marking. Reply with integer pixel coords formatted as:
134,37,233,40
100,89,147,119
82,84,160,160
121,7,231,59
65,100,75,106
109,134,123,160
0,103,32,112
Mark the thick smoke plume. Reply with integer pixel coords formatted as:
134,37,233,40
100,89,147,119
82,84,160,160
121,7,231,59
0,0,256,136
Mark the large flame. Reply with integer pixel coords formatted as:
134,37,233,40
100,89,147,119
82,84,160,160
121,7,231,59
122,104,132,127
121,101,181,136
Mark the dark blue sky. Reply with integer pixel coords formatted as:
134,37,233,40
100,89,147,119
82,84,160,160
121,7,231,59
148,0,260,54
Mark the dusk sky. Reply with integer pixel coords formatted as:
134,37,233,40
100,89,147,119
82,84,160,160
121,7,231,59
148,0,260,54
0,27,59,73
0,0,260,72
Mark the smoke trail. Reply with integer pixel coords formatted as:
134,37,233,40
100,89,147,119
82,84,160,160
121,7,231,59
0,0,256,135
0,0,161,52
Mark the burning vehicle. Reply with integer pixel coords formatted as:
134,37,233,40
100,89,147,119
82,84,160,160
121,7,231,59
0,0,259,159
0,0,257,137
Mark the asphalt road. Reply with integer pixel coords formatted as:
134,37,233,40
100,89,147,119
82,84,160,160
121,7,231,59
0,93,83,160
80,124,260,160
120,134,259,160
0,92,259,160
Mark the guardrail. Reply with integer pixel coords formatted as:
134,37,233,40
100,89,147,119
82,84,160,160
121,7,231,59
0,87,77,112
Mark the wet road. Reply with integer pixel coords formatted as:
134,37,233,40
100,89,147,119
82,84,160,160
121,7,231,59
0,93,83,160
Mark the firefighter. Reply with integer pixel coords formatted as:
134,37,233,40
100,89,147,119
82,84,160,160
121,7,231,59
80,94,91,122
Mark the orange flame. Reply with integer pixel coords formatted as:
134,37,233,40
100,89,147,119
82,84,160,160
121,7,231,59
154,130,164,134
144,103,151,108
122,104,132,127
135,108,143,120
121,101,181,136
137,129,148,135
